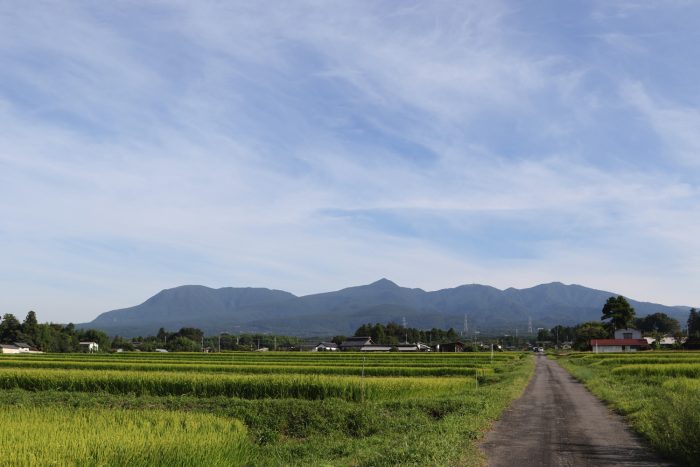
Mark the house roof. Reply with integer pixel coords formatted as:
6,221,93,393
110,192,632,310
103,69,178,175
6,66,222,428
340,337,374,346
0,344,19,349
14,342,31,348
79,341,98,345
317,342,338,347
591,339,649,346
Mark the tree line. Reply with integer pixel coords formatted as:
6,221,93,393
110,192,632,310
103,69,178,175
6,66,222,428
0,311,111,352
351,322,460,345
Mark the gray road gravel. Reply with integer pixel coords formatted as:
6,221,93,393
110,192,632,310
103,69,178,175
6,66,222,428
480,354,675,467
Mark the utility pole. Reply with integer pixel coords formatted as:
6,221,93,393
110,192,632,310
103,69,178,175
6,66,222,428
528,316,533,335
402,317,408,343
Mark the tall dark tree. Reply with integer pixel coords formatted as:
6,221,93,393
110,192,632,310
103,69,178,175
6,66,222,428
688,308,700,338
22,310,39,344
0,313,23,343
601,296,636,331
573,321,609,350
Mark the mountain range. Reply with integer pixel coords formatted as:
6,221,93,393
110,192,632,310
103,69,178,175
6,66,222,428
80,279,692,337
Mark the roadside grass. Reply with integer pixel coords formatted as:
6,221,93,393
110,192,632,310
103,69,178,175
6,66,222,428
556,352,700,467
0,352,534,466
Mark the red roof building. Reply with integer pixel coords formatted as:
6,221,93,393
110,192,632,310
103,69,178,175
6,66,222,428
590,338,649,353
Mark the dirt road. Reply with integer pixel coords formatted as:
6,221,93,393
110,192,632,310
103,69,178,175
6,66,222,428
481,354,674,467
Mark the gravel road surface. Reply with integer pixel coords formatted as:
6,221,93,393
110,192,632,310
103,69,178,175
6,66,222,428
481,354,674,467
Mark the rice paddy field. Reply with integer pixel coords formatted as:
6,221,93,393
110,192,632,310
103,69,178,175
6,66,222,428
0,351,533,466
556,351,700,467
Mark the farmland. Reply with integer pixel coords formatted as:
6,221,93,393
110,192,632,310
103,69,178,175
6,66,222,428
0,351,532,466
556,351,700,466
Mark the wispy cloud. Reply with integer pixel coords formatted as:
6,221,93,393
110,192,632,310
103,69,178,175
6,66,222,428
1,1,699,321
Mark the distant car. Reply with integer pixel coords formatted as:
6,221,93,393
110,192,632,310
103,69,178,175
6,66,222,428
538,347,544,352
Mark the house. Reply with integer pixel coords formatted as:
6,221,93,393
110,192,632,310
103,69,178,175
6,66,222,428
434,341,465,352
155,348,169,353
590,328,648,353
314,342,339,351
644,336,686,348
395,342,431,352
395,343,419,351
339,337,393,352
340,336,373,351
658,337,681,347
360,345,393,352
13,342,31,353
614,328,642,339
0,344,21,354
78,341,99,353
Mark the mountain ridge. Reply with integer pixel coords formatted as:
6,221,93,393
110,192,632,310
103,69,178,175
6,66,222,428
80,280,692,337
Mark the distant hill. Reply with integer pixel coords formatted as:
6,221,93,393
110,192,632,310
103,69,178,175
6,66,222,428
80,279,691,337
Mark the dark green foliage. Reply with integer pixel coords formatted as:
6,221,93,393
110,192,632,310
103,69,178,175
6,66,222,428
354,322,458,345
0,314,23,343
0,311,112,352
601,296,636,331
167,336,199,352
110,336,134,351
688,308,700,338
22,311,39,345
173,327,203,343
635,312,680,334
76,328,110,351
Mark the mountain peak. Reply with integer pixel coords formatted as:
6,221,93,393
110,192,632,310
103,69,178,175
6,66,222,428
368,278,399,288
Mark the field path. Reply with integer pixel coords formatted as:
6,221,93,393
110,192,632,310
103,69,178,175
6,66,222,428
480,354,674,467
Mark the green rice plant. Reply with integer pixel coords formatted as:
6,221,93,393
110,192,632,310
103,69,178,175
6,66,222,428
611,363,700,378
0,358,496,377
0,406,251,466
0,352,534,466
0,367,477,401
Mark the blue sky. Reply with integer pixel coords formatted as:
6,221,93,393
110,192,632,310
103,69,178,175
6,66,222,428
1,1,699,323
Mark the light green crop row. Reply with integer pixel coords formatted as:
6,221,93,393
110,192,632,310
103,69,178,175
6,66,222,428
0,354,502,368
0,367,485,401
0,358,496,377
2,352,517,364
611,363,700,378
